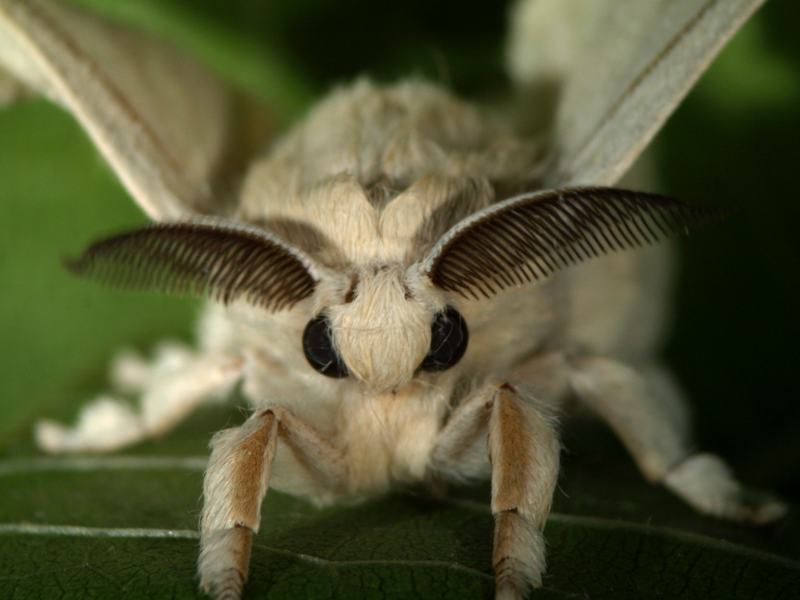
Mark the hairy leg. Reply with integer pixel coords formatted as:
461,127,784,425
199,406,347,600
36,342,242,453
569,356,786,524
430,382,560,600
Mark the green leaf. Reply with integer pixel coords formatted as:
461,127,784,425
2,413,800,599
2,408,799,599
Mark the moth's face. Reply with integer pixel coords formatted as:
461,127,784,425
306,264,468,392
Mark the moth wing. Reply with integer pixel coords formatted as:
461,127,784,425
0,0,257,219
0,62,28,104
508,0,765,186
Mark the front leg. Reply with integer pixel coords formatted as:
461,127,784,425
199,407,348,600
430,382,560,600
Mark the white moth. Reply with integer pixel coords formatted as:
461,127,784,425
0,0,784,598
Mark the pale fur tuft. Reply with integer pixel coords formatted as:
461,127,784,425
329,264,431,392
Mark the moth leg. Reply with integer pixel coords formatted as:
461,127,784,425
431,382,560,600
569,356,786,524
199,406,347,600
36,342,242,453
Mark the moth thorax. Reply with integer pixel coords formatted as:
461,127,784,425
329,265,431,392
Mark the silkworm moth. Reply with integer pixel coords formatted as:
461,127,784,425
0,0,784,598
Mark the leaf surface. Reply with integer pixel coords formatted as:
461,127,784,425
2,432,799,599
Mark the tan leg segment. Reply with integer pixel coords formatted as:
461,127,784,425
199,408,347,599
199,411,276,599
431,383,560,599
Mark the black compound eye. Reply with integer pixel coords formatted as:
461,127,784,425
420,306,469,372
302,315,348,378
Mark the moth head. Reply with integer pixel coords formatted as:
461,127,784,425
304,262,472,392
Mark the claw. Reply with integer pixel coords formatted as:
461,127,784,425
35,398,143,453
664,453,788,525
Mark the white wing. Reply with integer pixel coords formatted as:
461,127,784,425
0,0,253,219
508,0,765,186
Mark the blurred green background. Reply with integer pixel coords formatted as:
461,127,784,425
0,0,798,512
